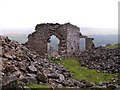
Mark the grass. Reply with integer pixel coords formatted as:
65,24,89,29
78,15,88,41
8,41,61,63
52,58,118,84
27,83,51,89
27,58,119,89
106,43,120,49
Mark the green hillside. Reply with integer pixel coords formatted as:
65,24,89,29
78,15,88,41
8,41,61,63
52,58,118,84
106,43,120,49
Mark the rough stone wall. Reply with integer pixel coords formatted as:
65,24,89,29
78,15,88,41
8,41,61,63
85,38,95,50
66,23,80,57
26,23,95,58
79,35,95,50
56,24,67,57
26,23,68,58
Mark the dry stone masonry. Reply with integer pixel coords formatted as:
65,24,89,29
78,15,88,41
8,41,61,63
26,23,95,58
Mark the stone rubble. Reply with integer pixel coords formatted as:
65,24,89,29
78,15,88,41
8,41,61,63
78,47,120,74
0,35,119,89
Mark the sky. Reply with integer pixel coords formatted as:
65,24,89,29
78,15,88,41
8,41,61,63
0,0,119,35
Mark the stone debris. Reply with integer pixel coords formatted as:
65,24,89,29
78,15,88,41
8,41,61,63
0,35,119,89
36,71,48,83
79,47,120,74
0,35,87,89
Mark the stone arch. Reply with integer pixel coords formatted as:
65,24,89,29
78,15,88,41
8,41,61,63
26,23,94,58
26,23,67,58
47,35,60,57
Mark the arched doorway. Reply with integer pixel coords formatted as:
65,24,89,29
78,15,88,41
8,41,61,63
48,35,60,57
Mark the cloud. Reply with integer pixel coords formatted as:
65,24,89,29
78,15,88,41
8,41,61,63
0,0,118,30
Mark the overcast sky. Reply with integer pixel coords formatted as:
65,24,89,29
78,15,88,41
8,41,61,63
0,0,119,35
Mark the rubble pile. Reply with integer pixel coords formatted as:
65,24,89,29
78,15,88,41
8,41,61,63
79,47,120,74
0,35,95,89
0,35,119,89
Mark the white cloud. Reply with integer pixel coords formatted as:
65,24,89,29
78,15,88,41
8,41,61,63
0,0,119,34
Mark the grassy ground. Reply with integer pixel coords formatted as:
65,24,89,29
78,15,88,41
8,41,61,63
27,83,51,89
27,57,119,88
52,58,118,84
106,43,120,49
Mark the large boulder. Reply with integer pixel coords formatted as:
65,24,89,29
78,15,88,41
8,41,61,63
36,72,48,83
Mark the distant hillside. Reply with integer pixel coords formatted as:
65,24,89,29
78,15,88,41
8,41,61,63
5,34,118,50
89,34,118,47
106,43,120,49
6,34,28,43
2,27,118,46
80,27,117,35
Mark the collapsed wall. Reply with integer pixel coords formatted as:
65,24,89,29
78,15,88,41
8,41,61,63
26,23,94,58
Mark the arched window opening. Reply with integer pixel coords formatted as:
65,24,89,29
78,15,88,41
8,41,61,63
48,35,60,57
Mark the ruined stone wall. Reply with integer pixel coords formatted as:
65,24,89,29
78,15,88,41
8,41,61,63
27,24,49,57
66,23,80,57
85,38,94,50
26,23,68,58
55,24,67,57
26,23,95,58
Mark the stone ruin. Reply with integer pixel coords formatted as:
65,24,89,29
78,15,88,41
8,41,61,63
26,23,95,58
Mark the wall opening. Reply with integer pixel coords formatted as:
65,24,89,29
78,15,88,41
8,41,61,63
80,38,86,51
48,35,60,57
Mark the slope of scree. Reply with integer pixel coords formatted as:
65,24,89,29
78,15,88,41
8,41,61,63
79,47,120,74
0,35,96,89
1,35,76,88
0,35,119,89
